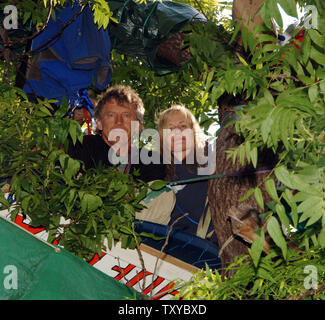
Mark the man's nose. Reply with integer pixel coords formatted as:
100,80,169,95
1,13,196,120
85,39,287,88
115,113,123,124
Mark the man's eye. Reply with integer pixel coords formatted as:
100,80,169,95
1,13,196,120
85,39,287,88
123,113,130,118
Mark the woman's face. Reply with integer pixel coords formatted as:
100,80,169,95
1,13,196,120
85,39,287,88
163,111,194,161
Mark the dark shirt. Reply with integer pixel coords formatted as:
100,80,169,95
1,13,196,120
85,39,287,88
68,134,165,183
168,163,216,242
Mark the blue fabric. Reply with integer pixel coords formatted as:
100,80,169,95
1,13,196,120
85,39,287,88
136,220,221,270
25,61,98,102
24,3,111,103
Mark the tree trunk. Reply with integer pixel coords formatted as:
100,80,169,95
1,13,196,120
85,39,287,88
208,98,276,274
232,0,265,33
205,0,273,275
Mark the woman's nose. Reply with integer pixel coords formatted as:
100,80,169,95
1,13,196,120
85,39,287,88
171,128,182,135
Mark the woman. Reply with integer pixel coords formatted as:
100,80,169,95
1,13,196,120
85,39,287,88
158,104,216,242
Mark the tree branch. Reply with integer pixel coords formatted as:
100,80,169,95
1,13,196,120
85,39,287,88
25,5,86,57
269,73,301,83
0,3,53,48
194,0,208,20
150,213,189,299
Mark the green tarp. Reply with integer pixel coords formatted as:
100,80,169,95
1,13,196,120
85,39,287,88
108,0,206,74
0,217,142,300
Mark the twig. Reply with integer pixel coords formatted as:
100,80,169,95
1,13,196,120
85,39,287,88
24,5,86,57
218,234,234,258
150,213,189,298
286,284,325,300
135,244,147,293
194,0,208,20
116,256,133,287
270,73,301,83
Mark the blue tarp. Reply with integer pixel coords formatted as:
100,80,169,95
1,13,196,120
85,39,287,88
136,220,222,270
24,3,112,104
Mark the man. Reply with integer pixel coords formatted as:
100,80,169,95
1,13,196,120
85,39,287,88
68,85,165,182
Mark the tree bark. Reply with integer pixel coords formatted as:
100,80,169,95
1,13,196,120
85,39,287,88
205,0,274,275
232,0,265,33
208,98,276,274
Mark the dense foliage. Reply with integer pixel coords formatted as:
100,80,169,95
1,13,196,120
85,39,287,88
0,85,154,260
173,0,324,299
0,0,324,299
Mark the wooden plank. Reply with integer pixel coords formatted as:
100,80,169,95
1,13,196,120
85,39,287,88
139,243,199,274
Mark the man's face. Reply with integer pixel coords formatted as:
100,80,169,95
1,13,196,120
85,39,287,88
96,99,138,151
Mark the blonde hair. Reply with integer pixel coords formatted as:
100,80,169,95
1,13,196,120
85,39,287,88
157,104,206,179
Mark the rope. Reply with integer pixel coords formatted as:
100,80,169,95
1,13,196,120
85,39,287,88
142,1,159,39
175,203,199,225
113,0,131,48
168,169,272,187
218,235,234,258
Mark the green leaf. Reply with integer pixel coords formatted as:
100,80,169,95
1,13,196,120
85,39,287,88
265,178,278,202
39,105,52,116
310,47,325,66
305,210,323,227
121,234,129,249
150,180,169,191
81,194,103,213
250,231,265,268
275,203,290,229
106,232,113,250
244,142,251,163
250,147,258,168
308,29,324,48
297,196,323,213
308,85,318,103
64,158,80,183
239,188,255,202
236,53,248,66
278,0,298,18
257,34,279,44
205,69,215,90
274,166,293,189
283,189,298,228
254,187,264,210
23,11,32,24
261,115,273,143
0,191,10,209
279,109,290,150
21,196,31,213
113,184,128,201
318,228,325,248
54,97,68,118
267,216,287,259
268,0,283,28
229,21,242,45
241,26,248,52
69,121,78,145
